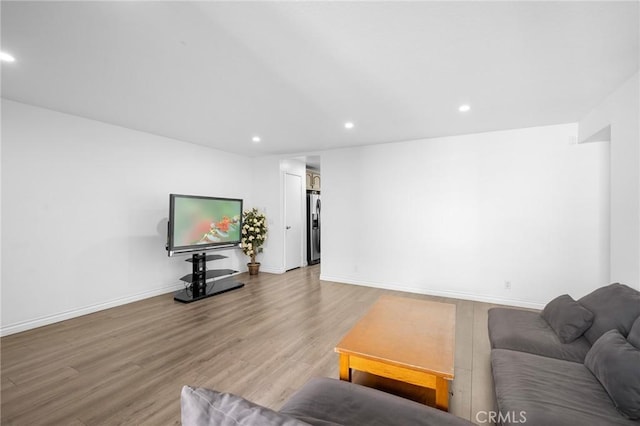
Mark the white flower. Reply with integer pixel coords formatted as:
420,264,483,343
248,243,252,249
249,227,254,231
249,236,254,241
242,229,246,234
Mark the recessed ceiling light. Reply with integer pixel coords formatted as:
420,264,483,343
0,51,15,63
458,104,471,112
252,136,261,143
344,122,355,129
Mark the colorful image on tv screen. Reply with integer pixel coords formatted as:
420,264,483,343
173,197,242,247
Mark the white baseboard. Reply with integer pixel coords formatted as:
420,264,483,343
319,274,545,310
258,265,286,274
0,283,183,337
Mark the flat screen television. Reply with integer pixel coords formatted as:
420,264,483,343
167,194,243,256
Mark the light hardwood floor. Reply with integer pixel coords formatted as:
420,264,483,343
1,265,497,425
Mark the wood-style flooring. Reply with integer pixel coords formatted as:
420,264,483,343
1,265,498,425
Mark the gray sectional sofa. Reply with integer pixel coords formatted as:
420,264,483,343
488,283,640,425
181,377,474,426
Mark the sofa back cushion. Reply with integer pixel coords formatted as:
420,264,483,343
578,283,640,345
584,330,640,419
280,377,474,426
541,295,594,343
181,386,310,426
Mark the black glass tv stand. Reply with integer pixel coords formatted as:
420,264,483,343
173,253,244,303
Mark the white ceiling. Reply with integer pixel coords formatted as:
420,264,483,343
2,1,638,157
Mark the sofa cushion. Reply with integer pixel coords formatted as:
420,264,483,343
628,316,640,349
541,295,594,343
279,377,473,426
491,349,638,425
181,386,309,426
488,307,591,362
584,330,640,419
579,283,640,345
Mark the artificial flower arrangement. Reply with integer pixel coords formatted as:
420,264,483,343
241,208,268,267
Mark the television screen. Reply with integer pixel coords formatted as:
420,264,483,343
168,194,243,256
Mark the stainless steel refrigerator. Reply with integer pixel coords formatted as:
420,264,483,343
307,191,321,265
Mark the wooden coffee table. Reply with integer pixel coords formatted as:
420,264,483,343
335,295,456,411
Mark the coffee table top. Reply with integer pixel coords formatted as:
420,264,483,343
335,295,456,379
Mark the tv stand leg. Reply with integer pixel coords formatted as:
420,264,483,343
191,253,206,297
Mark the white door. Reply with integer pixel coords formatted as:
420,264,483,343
284,173,302,271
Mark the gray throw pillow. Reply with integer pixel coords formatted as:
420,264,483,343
584,330,640,419
578,283,640,345
628,316,640,349
181,386,310,426
541,294,594,343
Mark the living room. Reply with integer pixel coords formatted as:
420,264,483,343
2,1,639,425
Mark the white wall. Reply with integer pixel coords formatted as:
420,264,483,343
579,72,639,290
320,123,609,308
250,156,284,273
1,98,623,334
1,100,252,335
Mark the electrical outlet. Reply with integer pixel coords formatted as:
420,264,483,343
504,281,512,290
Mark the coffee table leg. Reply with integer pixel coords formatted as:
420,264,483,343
435,376,449,411
339,354,352,382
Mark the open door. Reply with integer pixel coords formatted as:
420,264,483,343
284,173,302,270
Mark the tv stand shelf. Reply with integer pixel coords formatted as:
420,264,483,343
174,253,244,303
185,254,227,263
179,269,237,283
